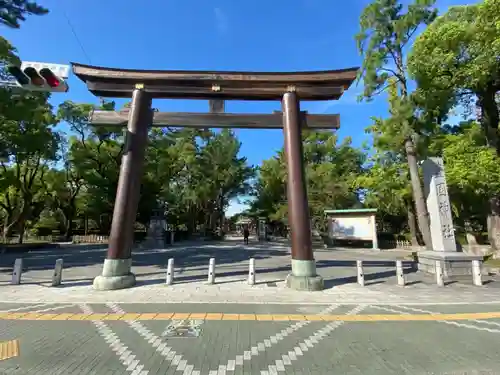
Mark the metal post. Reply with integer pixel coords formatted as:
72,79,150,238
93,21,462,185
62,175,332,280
93,88,152,291
11,259,22,285
472,260,482,286
371,214,379,250
282,92,323,291
435,260,444,286
356,260,364,286
248,258,255,285
52,258,64,287
170,231,175,245
207,258,215,284
396,260,405,286
166,258,174,285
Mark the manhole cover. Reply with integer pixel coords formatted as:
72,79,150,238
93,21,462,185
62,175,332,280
266,282,277,287
162,319,203,338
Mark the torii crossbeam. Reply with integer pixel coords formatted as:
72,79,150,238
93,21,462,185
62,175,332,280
72,62,358,292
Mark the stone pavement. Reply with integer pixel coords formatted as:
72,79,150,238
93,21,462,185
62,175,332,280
1,238,500,305
1,302,500,374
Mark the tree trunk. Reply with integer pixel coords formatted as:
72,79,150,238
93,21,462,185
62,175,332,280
405,137,433,250
406,203,419,246
18,218,26,244
64,212,74,241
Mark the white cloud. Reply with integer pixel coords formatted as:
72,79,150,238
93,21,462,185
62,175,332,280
214,7,228,34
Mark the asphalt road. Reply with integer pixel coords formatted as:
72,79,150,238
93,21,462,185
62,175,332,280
1,302,500,375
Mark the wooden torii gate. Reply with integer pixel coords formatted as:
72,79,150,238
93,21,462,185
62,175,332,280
71,63,358,291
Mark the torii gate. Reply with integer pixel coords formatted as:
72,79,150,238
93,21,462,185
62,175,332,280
71,63,358,291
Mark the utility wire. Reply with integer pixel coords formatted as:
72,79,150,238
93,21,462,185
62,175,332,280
60,6,92,65
59,3,106,105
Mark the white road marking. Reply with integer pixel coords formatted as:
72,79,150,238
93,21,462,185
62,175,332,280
372,305,500,334
0,303,52,312
79,303,148,375
0,303,76,313
207,304,341,374
106,303,200,375
259,305,367,375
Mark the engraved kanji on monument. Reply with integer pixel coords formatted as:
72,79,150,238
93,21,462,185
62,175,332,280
422,157,457,252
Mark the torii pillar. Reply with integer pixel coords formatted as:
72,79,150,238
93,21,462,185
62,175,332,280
282,92,323,291
93,88,151,290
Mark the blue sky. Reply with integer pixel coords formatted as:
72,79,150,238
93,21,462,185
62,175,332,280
3,0,478,216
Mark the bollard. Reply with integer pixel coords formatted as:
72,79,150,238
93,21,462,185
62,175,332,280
396,260,405,286
11,258,23,285
248,258,255,285
207,258,215,284
472,260,482,286
435,260,444,287
166,258,174,285
170,231,175,245
51,258,63,286
356,260,364,286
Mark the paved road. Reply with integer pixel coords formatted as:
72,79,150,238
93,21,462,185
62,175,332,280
1,302,500,375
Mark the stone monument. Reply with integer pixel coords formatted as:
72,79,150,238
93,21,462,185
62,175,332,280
258,217,267,241
417,157,482,278
142,207,167,249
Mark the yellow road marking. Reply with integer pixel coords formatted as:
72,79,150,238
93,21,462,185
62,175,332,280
154,313,174,320
1,311,500,322
238,314,255,320
0,340,19,361
205,313,223,320
119,313,140,321
222,314,239,320
189,313,207,319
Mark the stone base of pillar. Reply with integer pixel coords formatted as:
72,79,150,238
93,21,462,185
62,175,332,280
93,258,136,291
285,259,324,291
417,251,483,279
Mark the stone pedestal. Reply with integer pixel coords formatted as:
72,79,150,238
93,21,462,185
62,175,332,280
93,259,136,290
285,259,324,291
417,251,483,279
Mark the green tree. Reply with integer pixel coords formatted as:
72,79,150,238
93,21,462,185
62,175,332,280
0,91,59,242
356,0,438,248
0,0,48,29
251,131,364,231
408,0,500,248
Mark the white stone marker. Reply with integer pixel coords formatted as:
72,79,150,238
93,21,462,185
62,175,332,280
423,157,456,252
12,258,22,285
166,258,174,285
51,258,64,286
248,258,255,285
356,260,364,286
396,260,405,286
472,260,482,286
435,260,444,286
207,258,215,284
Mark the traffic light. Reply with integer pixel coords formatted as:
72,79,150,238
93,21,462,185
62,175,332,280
6,61,69,93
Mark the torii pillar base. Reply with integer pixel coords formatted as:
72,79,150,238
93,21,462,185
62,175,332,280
286,260,324,291
93,259,136,291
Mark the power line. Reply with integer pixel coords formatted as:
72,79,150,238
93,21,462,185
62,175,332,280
60,6,92,65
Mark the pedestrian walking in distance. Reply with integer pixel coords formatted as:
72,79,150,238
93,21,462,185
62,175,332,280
243,227,250,245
